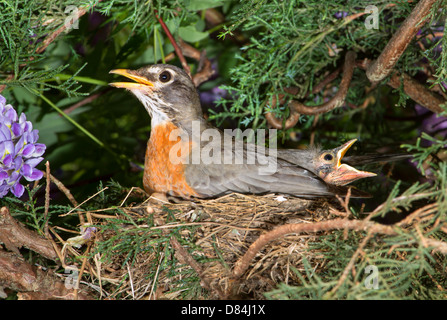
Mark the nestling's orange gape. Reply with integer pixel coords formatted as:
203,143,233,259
143,121,199,198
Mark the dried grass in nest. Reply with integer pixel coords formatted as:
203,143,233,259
91,193,338,300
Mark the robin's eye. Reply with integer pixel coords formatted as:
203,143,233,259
159,71,171,83
323,153,333,161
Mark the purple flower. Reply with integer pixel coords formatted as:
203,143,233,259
200,86,227,106
415,104,447,142
0,95,46,198
82,226,97,240
334,11,349,19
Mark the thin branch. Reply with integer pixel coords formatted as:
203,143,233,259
0,249,92,300
289,51,357,115
328,230,373,296
387,72,446,114
50,174,78,207
64,88,111,115
265,51,356,129
153,213,226,298
178,39,215,87
359,58,446,114
36,5,90,55
264,87,301,129
59,187,108,217
44,161,51,238
170,236,225,299
366,0,439,82
309,67,342,96
0,3,97,94
154,10,191,78
232,218,396,278
0,207,58,261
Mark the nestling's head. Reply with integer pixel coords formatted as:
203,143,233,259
313,139,376,186
109,64,203,124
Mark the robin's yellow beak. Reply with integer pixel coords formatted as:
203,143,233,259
109,69,154,89
326,139,376,186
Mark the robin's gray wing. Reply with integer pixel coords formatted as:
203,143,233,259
179,120,358,198
277,148,320,175
183,136,334,198
184,162,334,198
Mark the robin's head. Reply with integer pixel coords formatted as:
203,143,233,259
109,64,202,124
313,139,376,186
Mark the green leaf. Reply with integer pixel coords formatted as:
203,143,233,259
186,0,224,11
178,25,209,42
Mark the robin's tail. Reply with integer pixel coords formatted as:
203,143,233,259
343,153,412,166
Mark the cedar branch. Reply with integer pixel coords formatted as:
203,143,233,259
366,0,439,82
0,249,92,300
0,207,58,261
233,218,396,278
154,11,191,78
265,51,356,129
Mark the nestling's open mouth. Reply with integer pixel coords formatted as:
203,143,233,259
327,139,377,186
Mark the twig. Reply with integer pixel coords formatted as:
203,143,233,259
264,88,301,130
126,261,136,299
288,51,357,115
74,244,92,300
335,187,352,217
0,207,58,261
232,218,396,278
154,12,214,86
153,212,226,298
50,174,78,207
169,236,225,298
359,57,446,114
265,51,356,129
36,6,89,55
397,202,438,226
309,67,342,96
154,10,191,78
366,0,439,82
44,161,51,238
148,253,164,300
178,39,215,87
367,192,435,219
0,249,92,300
387,72,446,114
0,3,97,94
59,187,109,217
328,230,373,296
64,88,111,115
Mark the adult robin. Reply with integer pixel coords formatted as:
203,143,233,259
109,64,376,199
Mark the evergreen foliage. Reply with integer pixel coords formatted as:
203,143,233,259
0,0,446,300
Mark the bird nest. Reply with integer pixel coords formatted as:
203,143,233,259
88,193,339,300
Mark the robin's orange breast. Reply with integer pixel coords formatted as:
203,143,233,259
143,121,199,198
